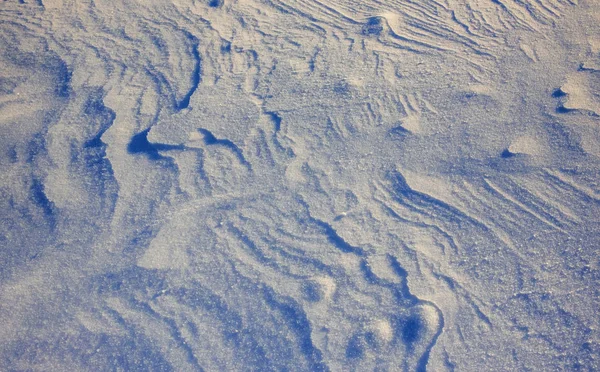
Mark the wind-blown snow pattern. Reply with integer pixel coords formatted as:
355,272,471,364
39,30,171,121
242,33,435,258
1,0,599,370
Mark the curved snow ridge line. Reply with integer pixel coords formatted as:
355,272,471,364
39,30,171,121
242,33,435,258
127,126,252,171
415,300,445,372
175,32,202,111
358,255,447,371
386,256,446,372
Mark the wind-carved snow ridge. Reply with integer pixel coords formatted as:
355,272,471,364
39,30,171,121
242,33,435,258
1,0,600,371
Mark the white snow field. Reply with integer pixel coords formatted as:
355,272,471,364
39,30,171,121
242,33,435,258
0,0,599,370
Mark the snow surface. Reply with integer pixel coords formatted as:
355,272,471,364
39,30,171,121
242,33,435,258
1,0,599,370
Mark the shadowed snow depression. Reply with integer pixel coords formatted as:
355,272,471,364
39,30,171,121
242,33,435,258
1,0,600,370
